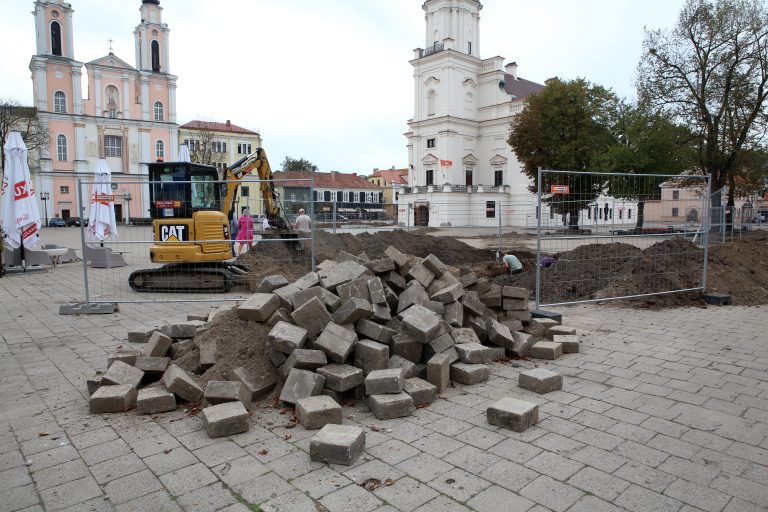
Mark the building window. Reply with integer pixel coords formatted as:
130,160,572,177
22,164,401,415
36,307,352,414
105,85,119,118
104,135,122,157
60,186,69,194
468,41,472,55
151,40,161,72
51,21,62,56
211,141,227,153
56,134,67,161
359,192,366,203
237,143,252,154
312,190,318,201
427,90,436,116
672,190,680,200
378,192,383,203
154,101,164,121
53,91,66,113
672,207,680,217
323,191,331,201
426,169,434,186
427,138,436,149
619,209,623,219
348,191,355,202
494,170,503,187
336,191,343,202
486,201,496,218
241,186,249,197
290,193,296,201
155,140,164,159
628,209,632,219
465,169,473,187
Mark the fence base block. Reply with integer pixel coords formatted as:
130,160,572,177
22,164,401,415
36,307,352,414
702,293,732,306
531,310,562,324
59,302,120,315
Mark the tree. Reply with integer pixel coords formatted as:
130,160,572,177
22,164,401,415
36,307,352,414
508,78,620,230
280,156,318,173
0,99,48,174
185,121,227,169
637,0,768,209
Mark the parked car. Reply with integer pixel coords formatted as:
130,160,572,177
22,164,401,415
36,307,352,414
65,217,88,227
48,217,66,227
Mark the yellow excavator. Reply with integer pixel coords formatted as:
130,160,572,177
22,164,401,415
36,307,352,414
129,148,297,292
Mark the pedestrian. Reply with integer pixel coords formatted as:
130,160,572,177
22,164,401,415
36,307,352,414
262,216,275,231
502,252,523,275
235,207,254,256
295,208,311,235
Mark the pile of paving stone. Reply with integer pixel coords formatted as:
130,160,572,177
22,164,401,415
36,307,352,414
87,246,582,464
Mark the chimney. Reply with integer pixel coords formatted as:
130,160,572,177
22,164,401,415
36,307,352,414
505,61,518,80
226,120,231,128
352,173,357,177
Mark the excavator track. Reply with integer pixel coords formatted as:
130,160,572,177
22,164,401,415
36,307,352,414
129,263,249,293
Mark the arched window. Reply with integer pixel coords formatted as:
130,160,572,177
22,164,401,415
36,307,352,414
53,91,66,113
105,85,119,118
151,40,161,72
427,90,436,116
57,134,68,161
155,140,165,160
154,101,164,121
51,21,62,56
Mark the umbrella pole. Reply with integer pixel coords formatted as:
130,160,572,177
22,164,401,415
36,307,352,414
20,244,26,272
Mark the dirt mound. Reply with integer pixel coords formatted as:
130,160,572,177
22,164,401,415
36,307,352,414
706,230,768,305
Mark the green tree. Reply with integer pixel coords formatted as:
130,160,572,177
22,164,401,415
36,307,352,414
280,156,318,173
508,78,620,230
637,0,768,209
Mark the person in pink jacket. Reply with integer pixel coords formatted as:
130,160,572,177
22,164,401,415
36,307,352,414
235,207,254,255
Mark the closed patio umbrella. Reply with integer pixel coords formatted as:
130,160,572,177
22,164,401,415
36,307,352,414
179,143,191,162
87,159,118,242
1,131,41,251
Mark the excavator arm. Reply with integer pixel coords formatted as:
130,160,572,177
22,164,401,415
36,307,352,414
223,147,286,227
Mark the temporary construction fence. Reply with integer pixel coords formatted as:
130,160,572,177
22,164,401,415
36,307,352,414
534,170,711,307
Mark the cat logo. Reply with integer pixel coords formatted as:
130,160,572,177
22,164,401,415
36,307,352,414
160,225,188,242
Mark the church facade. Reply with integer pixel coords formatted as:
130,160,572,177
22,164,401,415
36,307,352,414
29,0,178,222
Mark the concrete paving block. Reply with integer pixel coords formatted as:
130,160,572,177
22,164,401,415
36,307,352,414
368,392,415,420
371,303,392,323
127,328,156,344
292,287,324,310
506,309,532,323
473,278,491,295
204,381,251,407
465,314,488,343
258,275,290,293
431,283,465,304
403,378,437,406
422,332,455,361
365,368,405,395
354,339,389,375
461,293,488,317
102,360,145,388
163,364,204,403
230,367,276,401
486,319,515,349
367,277,388,305
134,356,170,379
488,346,506,361
459,272,478,287
268,321,308,355
451,327,481,345
503,298,529,311
414,363,427,380
337,277,371,303
316,364,364,392
511,332,533,358
529,341,563,360
160,320,202,339
401,304,443,343
237,293,280,322
384,246,410,271
425,300,445,316
388,355,418,379
274,283,303,309
480,285,503,308
310,424,365,465
320,261,370,292
202,402,249,438
366,258,396,275
390,333,423,363
268,349,287,368
382,270,406,293
144,331,173,357
487,398,539,432
137,388,176,414
292,297,333,338
281,349,328,379
297,396,343,430
455,343,493,364
355,318,396,344
426,352,452,393
336,250,366,264
518,368,563,394
422,253,448,276
321,388,354,404
294,271,320,291
198,337,217,370
408,261,435,288
332,297,374,325
86,377,101,396
279,369,326,404
107,350,141,367
397,282,429,313
267,307,291,327
501,319,524,333
315,322,358,363
426,276,450,297
90,384,137,414
502,286,528,299
384,286,400,313
553,334,580,353
169,339,195,359
548,325,577,338
450,362,490,385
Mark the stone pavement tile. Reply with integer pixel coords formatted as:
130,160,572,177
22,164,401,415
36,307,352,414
261,489,318,512
386,422,432,444
454,426,506,450
711,474,768,509
319,483,383,512
232,472,294,505
228,424,274,447
567,466,631,501
1,483,41,511
374,476,439,511
114,490,183,512
492,437,543,464
218,506,251,512
245,436,298,463
366,439,421,465
343,459,405,485
614,440,670,468
613,460,678,493
424,417,474,437
681,430,733,453
103,468,163,505
193,440,248,468
0,465,32,490
571,426,624,450
537,416,586,438
539,401,581,419
657,455,721,486
647,433,700,458
69,427,119,450
144,446,198,476
0,449,25,471
27,444,80,472
19,432,71,456
176,429,224,452
38,475,103,511
412,495,471,512
531,432,585,457
129,434,181,458
567,495,625,512
410,432,465,459
30,458,89,490
607,422,657,444
664,478,732,512
519,475,584,512
396,453,453,483
524,451,583,481
465,484,535,512
604,406,650,425
723,497,767,512
691,448,753,477
479,458,539,492
159,462,218,497
213,455,270,488
442,444,499,473
58,496,114,512
267,450,324,480
80,438,131,466
89,452,146,484
292,466,351,499
640,417,690,438
428,467,491,502
176,483,238,512
615,484,684,512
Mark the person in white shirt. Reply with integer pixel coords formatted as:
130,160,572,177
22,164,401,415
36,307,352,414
262,217,274,230
295,208,312,234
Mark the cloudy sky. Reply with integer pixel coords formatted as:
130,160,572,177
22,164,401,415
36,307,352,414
0,0,684,173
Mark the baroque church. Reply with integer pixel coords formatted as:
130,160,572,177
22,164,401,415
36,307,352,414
29,0,178,222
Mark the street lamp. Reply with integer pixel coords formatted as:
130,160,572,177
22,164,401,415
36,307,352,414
40,192,49,226
122,189,132,226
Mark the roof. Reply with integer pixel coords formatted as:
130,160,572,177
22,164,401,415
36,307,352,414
180,120,259,135
272,171,383,190
86,53,135,71
369,168,408,185
503,74,545,100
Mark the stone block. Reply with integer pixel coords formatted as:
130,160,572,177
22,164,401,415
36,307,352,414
107,350,141,367
292,287,323,310
480,285,502,308
204,381,251,407
279,369,326,404
502,298,529,312
407,261,435,288
422,332,454,361
465,314,488,343
127,328,155,344
160,321,202,339
403,378,437,406
90,384,137,414
369,392,415,420
553,334,580,353
451,327,481,345
518,368,563,394
431,283,465,304
400,304,442,343
371,303,392,323
365,368,405,395
384,246,409,271
426,352,452,393
321,388,354,404
366,258,396,274
459,272,478,287
310,424,365,465
529,341,563,360
258,274,290,293
281,349,328,379
291,297,333,338
450,363,489,385
426,276,450,297
382,270,406,293
548,325,577,338
455,343,492,364
237,293,280,322
384,286,400,312
332,297,374,325
134,356,170,379
487,398,539,432
354,340,389,375
315,322,358,363
297,396,343,430
137,388,176,414
163,364,204,403
414,363,427,380
473,278,491,295
230,367,277,401
511,332,533,358
388,355,418,379
461,293,488,317
501,319,524,333
198,337,217,370
102,360,144,388
320,261,370,292
390,334,422,363
506,310,532,323
397,282,429,313
425,300,445,315
488,347,506,361
144,331,173,358
202,402,249,438
316,364,364,392
419,253,445,275
268,321,308,355
169,339,195,360
294,271,320,290
268,349,287,368
367,277,387,305
337,277,371,303
502,286,528,299
355,318,396,344
274,283,303,309
267,307,291,327
87,377,101,396
486,319,515,349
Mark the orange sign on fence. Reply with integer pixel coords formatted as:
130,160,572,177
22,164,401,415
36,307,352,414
551,185,570,194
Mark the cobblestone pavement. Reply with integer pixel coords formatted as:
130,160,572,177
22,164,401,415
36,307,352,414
1,263,767,512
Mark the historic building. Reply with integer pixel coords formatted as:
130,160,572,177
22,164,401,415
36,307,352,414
272,171,384,219
29,0,178,222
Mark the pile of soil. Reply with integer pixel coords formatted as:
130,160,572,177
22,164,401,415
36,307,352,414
706,230,768,305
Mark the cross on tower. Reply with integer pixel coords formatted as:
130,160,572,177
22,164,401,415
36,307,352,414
108,37,114,53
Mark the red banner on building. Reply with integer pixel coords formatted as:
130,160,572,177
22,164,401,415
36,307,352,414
440,160,452,166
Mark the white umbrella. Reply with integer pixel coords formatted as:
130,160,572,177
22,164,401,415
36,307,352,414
179,143,191,162
87,159,118,241
1,131,41,250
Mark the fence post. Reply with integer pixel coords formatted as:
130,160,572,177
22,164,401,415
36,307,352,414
332,201,337,235
535,169,543,310
77,178,91,305
497,203,503,259
310,175,316,273
702,175,712,292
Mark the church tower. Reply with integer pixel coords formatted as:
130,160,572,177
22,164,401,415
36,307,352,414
134,0,171,74
423,0,481,58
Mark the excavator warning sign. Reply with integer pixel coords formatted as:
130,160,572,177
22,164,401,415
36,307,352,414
160,225,188,242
